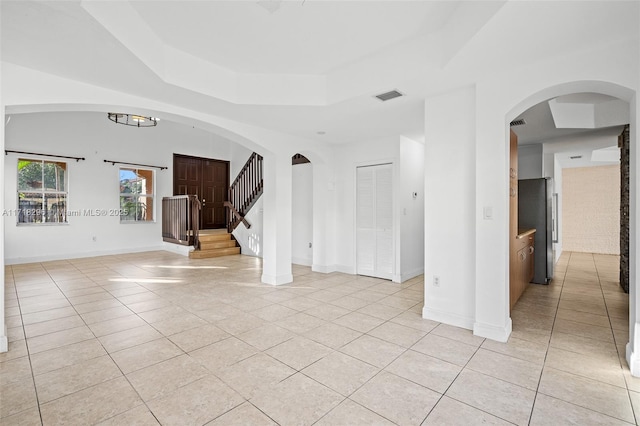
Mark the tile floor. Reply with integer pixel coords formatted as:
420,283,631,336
0,250,636,425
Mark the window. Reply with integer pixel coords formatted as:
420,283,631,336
119,168,154,222
17,158,68,224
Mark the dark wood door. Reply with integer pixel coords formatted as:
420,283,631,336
174,154,229,229
201,159,229,229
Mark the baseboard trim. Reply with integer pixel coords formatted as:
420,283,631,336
292,257,312,267
0,326,7,353
627,343,640,377
312,264,336,274
162,243,193,257
422,306,474,330
5,245,166,265
261,273,293,286
335,264,356,275
473,318,512,342
400,267,424,283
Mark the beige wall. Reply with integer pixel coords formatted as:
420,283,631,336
562,164,620,254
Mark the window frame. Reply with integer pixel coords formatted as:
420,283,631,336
16,157,69,226
118,166,156,223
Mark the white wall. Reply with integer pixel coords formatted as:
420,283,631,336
330,135,424,282
4,111,246,263
332,136,399,275
419,35,638,342
553,155,563,262
291,162,313,266
232,196,264,258
423,86,476,329
230,142,254,181
399,136,425,281
472,39,638,343
228,142,263,257
517,144,543,179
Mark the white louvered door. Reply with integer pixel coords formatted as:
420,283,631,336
356,163,393,280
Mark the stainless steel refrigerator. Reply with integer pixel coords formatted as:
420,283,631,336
518,178,554,284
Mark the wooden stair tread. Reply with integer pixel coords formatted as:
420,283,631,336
189,246,241,259
190,230,240,259
200,240,238,249
198,233,232,242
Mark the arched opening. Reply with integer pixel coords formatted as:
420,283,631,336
291,153,313,270
288,150,331,276
504,81,636,377
1,105,274,265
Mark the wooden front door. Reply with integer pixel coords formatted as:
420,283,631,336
173,154,229,229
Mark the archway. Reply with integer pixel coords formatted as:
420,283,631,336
0,100,296,353
503,81,637,374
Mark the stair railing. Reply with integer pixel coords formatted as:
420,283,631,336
225,152,263,232
162,195,201,250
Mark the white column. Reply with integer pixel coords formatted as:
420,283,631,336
422,87,478,330
473,84,512,342
0,78,7,352
311,162,334,273
261,152,293,285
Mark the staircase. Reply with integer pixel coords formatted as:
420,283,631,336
189,152,263,259
164,152,263,259
189,230,240,259
225,152,263,232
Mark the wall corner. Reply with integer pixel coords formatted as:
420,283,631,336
473,318,512,342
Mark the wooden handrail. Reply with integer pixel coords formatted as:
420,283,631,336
223,201,251,229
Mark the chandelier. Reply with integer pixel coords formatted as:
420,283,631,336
107,113,158,127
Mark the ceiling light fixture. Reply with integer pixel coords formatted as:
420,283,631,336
108,112,158,127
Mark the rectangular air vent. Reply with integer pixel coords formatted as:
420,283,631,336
375,90,404,102
570,155,583,159
510,119,526,127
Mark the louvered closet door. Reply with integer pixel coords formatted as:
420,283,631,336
356,164,393,280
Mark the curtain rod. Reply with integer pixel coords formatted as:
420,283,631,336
103,159,168,170
5,150,85,162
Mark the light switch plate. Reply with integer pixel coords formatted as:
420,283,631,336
483,206,493,220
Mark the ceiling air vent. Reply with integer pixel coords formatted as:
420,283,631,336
375,90,404,102
570,155,583,159
510,119,526,127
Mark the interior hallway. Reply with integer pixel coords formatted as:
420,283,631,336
0,251,636,425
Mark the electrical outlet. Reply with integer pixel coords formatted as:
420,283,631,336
433,275,440,287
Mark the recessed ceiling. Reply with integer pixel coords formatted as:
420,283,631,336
512,95,629,145
129,1,459,74
512,101,593,144
1,1,638,146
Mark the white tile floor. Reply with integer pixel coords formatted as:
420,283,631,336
0,250,636,425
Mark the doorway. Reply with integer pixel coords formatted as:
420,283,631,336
507,91,631,375
292,154,313,266
173,154,229,229
356,163,394,280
